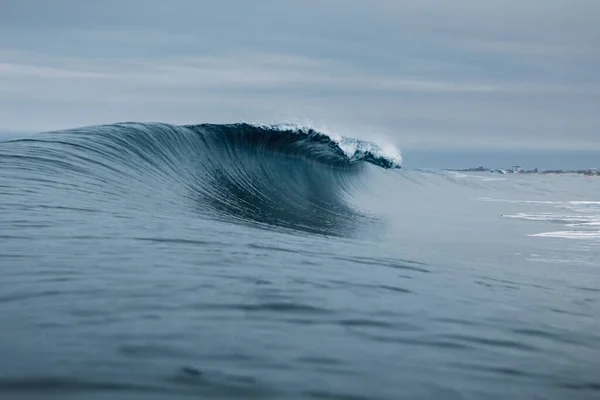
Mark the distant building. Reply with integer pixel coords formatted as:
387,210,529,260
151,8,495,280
512,165,521,173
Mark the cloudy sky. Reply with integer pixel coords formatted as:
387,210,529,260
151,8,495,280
1,0,599,151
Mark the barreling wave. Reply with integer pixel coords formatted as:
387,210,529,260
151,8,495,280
0,122,402,237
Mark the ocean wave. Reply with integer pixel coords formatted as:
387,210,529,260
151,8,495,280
0,122,402,236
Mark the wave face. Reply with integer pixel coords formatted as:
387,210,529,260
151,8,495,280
0,122,401,237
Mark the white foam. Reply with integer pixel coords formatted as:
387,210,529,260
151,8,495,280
568,201,600,205
526,256,579,263
484,197,600,240
446,174,505,182
480,177,507,182
478,197,563,205
501,213,598,223
334,136,403,167
531,231,600,239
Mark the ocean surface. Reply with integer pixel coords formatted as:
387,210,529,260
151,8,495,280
0,123,599,400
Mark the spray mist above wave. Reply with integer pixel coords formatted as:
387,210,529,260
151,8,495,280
0,122,402,237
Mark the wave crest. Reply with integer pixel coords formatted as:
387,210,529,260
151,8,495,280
247,123,402,169
186,123,402,170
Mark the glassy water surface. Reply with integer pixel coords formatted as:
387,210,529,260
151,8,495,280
1,124,598,399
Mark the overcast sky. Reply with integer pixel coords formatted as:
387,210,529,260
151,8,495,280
0,0,598,150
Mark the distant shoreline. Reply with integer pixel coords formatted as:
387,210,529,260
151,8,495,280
445,167,599,176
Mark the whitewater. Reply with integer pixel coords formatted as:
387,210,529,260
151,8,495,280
0,122,598,400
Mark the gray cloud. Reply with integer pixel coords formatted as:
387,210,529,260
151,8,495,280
0,0,598,149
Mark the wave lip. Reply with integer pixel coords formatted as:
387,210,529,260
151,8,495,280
248,123,402,169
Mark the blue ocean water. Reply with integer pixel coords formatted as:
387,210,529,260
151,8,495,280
0,123,599,400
